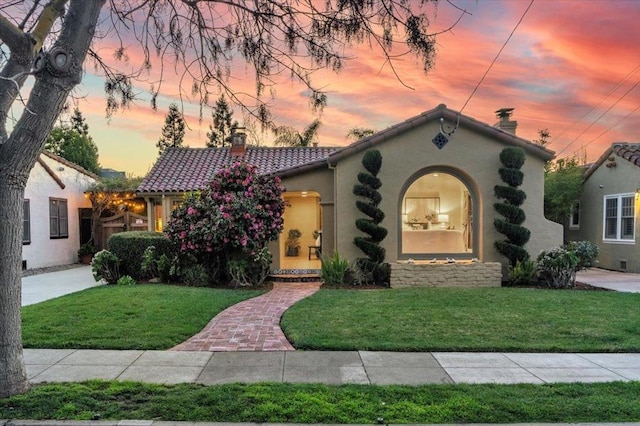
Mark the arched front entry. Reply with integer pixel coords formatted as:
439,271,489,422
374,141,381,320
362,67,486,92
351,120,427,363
279,190,322,269
399,167,478,259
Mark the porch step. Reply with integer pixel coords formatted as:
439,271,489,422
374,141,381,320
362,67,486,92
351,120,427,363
269,269,322,283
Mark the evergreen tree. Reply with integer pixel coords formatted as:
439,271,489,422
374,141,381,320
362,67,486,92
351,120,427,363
206,95,238,147
70,107,90,136
494,147,531,267
353,149,389,285
157,103,186,155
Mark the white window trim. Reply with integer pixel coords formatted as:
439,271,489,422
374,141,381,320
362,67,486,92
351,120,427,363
602,193,636,244
569,201,580,229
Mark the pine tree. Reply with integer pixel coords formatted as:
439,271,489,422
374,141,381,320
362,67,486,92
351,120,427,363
157,103,186,155
206,95,238,147
70,107,90,137
494,147,531,266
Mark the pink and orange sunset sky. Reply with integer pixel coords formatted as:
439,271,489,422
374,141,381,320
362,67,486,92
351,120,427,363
28,0,640,176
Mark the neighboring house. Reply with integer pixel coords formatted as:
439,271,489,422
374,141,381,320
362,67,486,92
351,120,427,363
138,104,562,274
99,168,126,179
565,143,639,273
23,151,97,270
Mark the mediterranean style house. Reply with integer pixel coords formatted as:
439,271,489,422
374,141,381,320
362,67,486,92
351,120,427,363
137,104,562,278
23,151,97,270
565,143,639,273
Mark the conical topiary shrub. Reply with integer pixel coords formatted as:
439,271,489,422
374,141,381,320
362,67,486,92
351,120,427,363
353,149,389,284
494,147,530,266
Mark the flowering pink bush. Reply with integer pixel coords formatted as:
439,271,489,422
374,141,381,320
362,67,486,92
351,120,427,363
164,161,285,284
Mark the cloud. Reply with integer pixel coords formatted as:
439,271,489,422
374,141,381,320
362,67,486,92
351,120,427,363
63,0,640,175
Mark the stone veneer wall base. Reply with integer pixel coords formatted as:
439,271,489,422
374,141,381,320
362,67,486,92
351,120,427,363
390,262,502,288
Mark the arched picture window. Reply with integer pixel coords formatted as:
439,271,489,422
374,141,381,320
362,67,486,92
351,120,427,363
401,172,473,256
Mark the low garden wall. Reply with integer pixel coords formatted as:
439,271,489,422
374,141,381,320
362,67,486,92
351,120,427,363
390,261,502,288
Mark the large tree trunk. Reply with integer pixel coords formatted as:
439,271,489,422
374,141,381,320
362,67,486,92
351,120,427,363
0,180,29,396
0,0,106,398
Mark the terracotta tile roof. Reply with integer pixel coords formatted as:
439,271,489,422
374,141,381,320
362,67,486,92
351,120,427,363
137,146,340,193
613,143,640,167
584,142,640,181
138,104,557,193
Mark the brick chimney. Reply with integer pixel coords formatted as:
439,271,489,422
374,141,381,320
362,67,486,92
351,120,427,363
230,127,247,157
494,108,517,134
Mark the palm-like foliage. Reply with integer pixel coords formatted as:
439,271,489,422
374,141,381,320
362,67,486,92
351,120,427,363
273,119,321,147
346,127,376,142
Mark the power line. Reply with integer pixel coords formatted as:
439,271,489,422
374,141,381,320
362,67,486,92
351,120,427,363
570,103,640,157
553,63,640,142
556,79,640,157
458,0,535,114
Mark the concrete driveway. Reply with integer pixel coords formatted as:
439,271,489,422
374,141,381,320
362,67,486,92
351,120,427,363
22,265,102,306
576,268,640,293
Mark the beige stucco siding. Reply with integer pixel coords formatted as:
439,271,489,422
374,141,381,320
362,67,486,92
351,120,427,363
567,157,639,272
333,121,562,265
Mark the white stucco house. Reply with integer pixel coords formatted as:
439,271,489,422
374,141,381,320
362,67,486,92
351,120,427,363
22,151,97,270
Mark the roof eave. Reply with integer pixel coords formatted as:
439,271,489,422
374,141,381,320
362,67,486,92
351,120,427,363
583,146,615,182
326,105,556,165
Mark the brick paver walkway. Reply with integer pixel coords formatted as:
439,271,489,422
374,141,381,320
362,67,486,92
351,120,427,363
171,282,321,351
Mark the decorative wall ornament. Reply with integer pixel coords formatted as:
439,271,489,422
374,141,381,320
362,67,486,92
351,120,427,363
432,115,460,150
432,132,448,149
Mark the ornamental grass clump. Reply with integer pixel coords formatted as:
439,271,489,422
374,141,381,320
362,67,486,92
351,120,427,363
321,251,350,286
507,258,537,286
165,161,285,286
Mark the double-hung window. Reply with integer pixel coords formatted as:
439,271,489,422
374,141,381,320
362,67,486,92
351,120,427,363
569,202,580,229
49,198,68,238
23,199,31,244
603,194,635,242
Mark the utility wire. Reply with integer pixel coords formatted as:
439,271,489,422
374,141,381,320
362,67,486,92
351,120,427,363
458,0,534,114
556,78,640,157
553,63,640,142
569,103,640,157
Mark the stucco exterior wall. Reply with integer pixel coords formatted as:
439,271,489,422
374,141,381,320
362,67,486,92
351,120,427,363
566,157,640,272
23,155,95,270
333,121,562,268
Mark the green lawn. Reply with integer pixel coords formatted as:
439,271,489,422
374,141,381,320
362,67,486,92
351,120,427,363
21,285,263,350
22,285,640,352
282,288,640,352
1,381,639,423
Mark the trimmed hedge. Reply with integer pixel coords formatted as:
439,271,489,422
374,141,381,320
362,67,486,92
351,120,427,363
494,147,530,267
107,231,174,279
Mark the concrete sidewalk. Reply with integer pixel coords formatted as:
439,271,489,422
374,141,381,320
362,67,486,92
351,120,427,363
24,349,640,386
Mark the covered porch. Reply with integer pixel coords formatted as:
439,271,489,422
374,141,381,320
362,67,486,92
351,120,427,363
276,190,323,271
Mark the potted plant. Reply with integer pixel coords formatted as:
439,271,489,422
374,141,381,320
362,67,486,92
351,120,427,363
285,229,302,256
78,242,96,264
